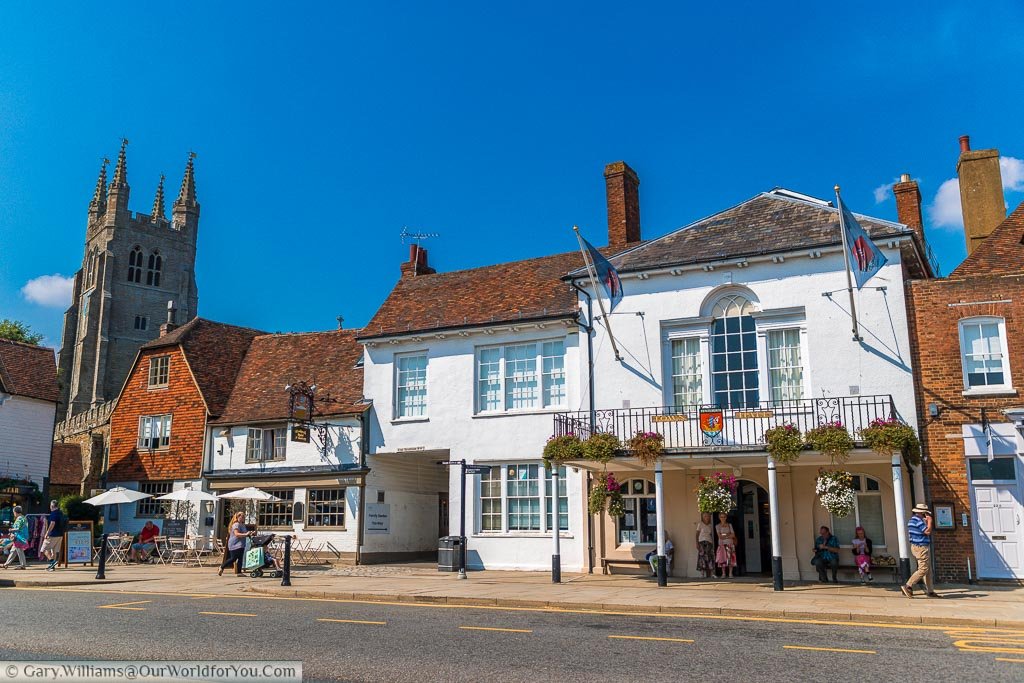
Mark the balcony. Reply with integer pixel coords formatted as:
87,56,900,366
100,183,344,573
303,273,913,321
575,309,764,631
553,395,896,453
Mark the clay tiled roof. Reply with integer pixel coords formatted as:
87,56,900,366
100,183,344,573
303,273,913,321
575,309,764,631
585,191,911,275
49,443,83,487
951,201,1024,278
360,251,586,339
0,339,58,403
140,318,264,416
212,329,367,424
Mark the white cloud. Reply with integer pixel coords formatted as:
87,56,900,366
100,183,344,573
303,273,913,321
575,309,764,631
21,274,74,308
1001,156,1024,191
873,180,896,204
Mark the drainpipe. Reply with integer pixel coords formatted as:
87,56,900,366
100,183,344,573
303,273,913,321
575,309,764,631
571,281,597,574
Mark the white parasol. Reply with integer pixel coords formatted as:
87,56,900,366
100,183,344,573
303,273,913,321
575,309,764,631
84,486,152,535
219,487,280,524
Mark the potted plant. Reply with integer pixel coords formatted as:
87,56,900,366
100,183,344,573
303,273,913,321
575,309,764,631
805,421,854,464
583,432,620,465
695,471,738,513
628,431,664,467
815,468,855,517
589,471,625,518
543,434,583,469
764,423,804,464
859,417,922,466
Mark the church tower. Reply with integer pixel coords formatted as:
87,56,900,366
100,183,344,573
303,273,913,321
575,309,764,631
56,142,200,419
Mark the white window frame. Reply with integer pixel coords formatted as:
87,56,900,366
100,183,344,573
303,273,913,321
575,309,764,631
615,478,657,547
669,336,703,407
475,462,570,535
138,414,172,450
245,425,287,462
394,352,428,419
958,316,1012,394
765,327,805,402
148,355,170,388
831,474,887,549
475,339,568,414
136,481,173,517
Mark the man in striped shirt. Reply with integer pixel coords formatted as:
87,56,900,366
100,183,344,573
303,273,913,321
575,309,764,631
901,503,938,598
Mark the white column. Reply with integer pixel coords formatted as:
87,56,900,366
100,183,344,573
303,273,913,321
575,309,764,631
767,456,783,590
891,453,911,583
654,461,667,586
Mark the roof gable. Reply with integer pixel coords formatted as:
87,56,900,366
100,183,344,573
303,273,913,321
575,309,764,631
0,339,58,403
137,318,264,416
213,329,366,424
360,251,586,339
49,443,83,487
598,191,910,274
950,201,1024,278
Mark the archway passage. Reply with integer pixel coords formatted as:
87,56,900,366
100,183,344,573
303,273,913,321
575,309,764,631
727,480,771,576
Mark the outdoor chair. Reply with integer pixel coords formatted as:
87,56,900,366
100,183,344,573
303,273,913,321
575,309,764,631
168,537,191,566
153,536,172,565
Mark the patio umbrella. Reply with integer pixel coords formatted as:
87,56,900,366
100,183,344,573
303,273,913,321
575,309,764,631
83,486,152,535
155,489,219,535
219,487,280,524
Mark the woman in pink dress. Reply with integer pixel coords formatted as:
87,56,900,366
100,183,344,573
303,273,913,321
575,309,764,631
715,512,737,578
851,526,873,583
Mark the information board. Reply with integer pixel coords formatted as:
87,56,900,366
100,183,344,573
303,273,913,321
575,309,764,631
366,503,390,534
63,520,93,567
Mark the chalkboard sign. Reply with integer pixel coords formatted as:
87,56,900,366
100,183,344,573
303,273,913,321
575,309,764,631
162,519,187,538
63,520,93,567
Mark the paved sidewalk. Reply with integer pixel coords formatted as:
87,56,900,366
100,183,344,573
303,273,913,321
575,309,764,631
3,562,1023,628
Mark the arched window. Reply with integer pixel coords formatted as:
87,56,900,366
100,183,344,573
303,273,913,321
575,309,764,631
710,293,759,408
616,478,657,545
85,249,98,288
831,475,885,547
127,246,142,283
146,250,162,287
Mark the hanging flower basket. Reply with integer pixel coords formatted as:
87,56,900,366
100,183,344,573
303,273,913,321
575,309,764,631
859,417,922,466
764,423,804,464
543,434,583,469
0,477,42,504
589,471,625,518
695,471,738,513
815,469,855,517
582,432,620,465
628,431,664,468
805,421,854,464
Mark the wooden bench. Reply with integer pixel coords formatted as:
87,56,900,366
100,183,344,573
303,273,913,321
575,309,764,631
835,560,898,583
601,557,650,575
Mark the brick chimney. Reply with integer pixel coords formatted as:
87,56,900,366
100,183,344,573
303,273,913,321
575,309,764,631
604,161,641,250
957,135,1006,255
893,173,925,244
159,300,177,335
400,244,436,278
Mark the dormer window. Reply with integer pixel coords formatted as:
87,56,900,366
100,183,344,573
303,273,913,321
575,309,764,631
127,246,142,283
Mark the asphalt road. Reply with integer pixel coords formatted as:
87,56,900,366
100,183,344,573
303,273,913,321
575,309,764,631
0,587,1021,682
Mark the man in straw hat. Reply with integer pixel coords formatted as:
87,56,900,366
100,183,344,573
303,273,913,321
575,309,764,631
901,503,938,598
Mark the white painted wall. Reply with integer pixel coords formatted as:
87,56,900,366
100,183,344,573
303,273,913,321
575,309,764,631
0,395,56,487
363,326,589,571
208,419,361,472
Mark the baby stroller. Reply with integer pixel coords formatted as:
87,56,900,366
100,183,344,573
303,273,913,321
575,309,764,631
243,533,281,578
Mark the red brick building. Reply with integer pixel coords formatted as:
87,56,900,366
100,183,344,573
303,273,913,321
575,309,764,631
105,315,261,536
908,137,1024,581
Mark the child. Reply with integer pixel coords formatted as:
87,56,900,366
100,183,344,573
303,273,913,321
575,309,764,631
852,526,873,583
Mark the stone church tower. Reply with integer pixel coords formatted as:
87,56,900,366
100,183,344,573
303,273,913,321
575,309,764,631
57,141,200,419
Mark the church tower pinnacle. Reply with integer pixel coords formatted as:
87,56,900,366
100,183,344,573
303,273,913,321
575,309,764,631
151,174,166,221
88,157,109,220
105,139,130,227
172,151,199,233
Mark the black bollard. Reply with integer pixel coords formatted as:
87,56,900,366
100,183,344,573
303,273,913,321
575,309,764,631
281,535,292,586
96,533,108,580
656,555,667,587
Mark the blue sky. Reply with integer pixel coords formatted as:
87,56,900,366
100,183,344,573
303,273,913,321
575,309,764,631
2,3,1023,348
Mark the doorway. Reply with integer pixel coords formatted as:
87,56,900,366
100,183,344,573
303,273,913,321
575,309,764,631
438,493,449,538
728,481,771,576
969,456,1024,579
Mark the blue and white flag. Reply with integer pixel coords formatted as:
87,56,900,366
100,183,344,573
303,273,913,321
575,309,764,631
577,233,623,311
838,196,887,289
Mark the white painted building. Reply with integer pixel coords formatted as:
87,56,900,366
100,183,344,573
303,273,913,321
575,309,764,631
0,339,59,512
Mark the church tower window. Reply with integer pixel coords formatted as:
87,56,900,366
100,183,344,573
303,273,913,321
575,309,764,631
128,246,142,283
146,250,162,287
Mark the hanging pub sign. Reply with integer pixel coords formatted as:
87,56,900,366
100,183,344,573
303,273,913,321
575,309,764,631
699,410,724,439
290,392,312,422
291,424,311,443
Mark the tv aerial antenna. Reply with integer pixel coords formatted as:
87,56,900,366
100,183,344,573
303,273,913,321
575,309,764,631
400,226,439,244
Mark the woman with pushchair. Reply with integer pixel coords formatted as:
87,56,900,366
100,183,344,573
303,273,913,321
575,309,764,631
218,511,254,576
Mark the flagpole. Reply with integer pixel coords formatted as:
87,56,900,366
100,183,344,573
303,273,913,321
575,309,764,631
834,185,862,341
574,226,622,362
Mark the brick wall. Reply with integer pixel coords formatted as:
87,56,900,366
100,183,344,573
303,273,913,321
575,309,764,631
908,273,1024,582
107,346,207,482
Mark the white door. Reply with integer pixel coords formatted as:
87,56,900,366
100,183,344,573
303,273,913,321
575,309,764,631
972,483,1023,579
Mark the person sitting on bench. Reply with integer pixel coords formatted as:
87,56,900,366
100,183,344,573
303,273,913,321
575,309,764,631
811,526,840,583
645,533,674,577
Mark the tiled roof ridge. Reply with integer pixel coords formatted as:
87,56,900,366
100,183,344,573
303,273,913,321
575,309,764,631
252,328,364,340
949,200,1024,278
141,317,267,349
0,337,56,352
399,248,585,281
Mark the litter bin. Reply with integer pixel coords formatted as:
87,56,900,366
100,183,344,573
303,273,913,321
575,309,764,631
438,535,464,572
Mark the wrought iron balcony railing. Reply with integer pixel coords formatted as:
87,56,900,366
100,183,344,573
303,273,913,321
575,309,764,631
553,395,896,452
